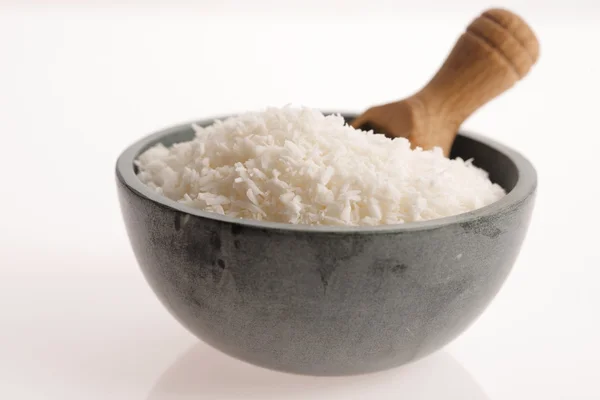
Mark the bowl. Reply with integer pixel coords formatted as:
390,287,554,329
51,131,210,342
116,112,536,376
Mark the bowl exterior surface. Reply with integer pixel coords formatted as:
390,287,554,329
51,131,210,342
117,179,534,376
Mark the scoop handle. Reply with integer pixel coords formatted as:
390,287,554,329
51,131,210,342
406,8,539,152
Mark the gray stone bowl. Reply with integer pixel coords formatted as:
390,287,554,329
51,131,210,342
116,113,536,376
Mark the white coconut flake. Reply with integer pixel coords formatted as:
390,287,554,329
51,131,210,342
136,106,506,226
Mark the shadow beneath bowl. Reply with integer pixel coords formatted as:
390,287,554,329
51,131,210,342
147,342,489,400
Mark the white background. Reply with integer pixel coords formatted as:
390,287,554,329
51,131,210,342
0,1,598,399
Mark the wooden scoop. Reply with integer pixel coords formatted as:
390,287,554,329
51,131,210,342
351,8,539,156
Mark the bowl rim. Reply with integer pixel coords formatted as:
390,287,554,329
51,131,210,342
116,112,537,234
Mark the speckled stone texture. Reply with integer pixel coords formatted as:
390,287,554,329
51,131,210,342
116,114,536,376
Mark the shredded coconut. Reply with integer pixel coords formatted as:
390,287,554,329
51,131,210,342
136,107,505,226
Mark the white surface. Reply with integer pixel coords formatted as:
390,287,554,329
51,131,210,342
0,2,599,399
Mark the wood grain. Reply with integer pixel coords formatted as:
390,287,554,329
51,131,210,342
351,8,539,156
